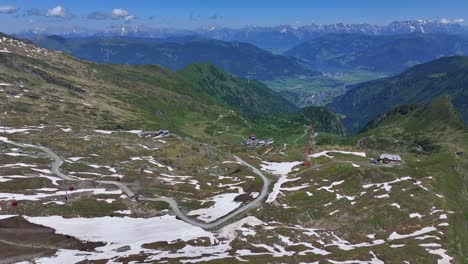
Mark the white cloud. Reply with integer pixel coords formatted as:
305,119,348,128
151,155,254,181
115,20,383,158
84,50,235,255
112,8,129,19
440,18,464,24
47,5,66,17
0,5,18,14
124,15,135,22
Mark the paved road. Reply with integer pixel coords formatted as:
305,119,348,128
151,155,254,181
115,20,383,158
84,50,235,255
0,138,77,181
140,156,271,229
1,138,269,230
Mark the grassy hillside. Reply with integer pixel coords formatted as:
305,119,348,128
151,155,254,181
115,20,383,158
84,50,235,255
289,106,347,136
177,63,298,116
328,56,468,133
354,97,468,261
285,33,468,73
362,96,464,134
31,35,320,80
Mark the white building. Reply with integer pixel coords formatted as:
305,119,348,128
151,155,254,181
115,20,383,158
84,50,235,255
378,154,402,165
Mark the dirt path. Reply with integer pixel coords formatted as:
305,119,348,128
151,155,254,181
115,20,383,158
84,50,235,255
0,239,56,250
294,125,309,144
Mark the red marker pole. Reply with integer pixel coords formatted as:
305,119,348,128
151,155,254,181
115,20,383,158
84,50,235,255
11,199,18,216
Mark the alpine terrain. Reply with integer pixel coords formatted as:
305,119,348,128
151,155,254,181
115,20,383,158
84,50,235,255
0,3,467,264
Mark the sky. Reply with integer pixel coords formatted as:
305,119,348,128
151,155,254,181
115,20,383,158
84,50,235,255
0,0,467,33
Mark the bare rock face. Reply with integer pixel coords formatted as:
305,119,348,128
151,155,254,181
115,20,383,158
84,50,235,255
115,245,131,252
0,216,105,262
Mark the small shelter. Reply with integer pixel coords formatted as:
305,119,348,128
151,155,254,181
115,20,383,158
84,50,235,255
378,154,402,165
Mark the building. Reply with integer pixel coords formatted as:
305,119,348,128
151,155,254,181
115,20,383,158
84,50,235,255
378,154,402,165
242,135,273,148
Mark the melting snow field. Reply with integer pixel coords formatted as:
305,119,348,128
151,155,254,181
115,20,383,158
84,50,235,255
188,193,242,222
260,161,303,176
26,215,217,263
310,150,366,159
17,214,270,263
260,161,303,203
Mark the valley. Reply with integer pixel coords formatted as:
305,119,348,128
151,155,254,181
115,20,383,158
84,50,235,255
263,70,385,107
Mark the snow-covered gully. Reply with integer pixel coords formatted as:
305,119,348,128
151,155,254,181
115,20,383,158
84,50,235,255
0,136,270,230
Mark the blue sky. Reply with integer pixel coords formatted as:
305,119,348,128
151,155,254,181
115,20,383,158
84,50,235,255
0,0,466,33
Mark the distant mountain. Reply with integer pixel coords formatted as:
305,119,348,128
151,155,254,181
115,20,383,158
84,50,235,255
285,33,468,72
199,20,466,51
19,20,467,52
31,36,320,80
328,56,468,133
19,26,96,38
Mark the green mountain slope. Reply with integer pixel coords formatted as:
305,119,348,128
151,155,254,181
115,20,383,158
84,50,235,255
289,106,347,136
362,96,464,134
285,33,468,72
31,35,320,80
356,98,468,261
177,63,297,116
328,56,468,133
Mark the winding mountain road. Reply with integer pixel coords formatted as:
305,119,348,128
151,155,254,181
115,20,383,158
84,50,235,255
0,137,270,230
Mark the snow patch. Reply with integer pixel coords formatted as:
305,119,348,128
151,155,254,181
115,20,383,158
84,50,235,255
260,161,302,204
388,227,437,241
188,193,242,222
310,150,366,159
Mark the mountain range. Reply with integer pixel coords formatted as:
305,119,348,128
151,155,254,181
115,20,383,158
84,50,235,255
19,19,467,51
285,33,468,72
31,35,319,80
